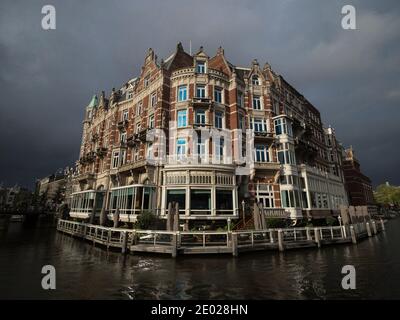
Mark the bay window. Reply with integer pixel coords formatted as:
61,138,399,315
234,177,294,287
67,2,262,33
255,145,270,162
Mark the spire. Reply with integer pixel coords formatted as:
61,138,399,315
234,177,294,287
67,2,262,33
176,42,184,52
87,94,98,109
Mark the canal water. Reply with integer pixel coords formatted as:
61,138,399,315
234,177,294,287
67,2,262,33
0,218,399,299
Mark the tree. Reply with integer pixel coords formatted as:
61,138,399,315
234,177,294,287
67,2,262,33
374,184,400,207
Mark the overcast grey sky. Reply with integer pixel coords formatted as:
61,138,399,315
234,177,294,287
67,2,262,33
0,0,399,189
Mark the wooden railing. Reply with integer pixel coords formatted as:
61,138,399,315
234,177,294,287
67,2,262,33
57,218,386,257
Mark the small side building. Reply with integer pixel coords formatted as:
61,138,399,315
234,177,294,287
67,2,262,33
342,147,374,206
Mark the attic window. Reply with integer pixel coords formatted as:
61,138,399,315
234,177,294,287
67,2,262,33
196,61,206,74
144,76,150,88
252,75,260,85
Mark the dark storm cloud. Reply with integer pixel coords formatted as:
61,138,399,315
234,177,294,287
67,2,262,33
0,0,399,188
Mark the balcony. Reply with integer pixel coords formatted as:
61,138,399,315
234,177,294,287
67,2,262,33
91,133,99,142
254,161,280,171
137,128,148,142
86,151,97,163
117,120,129,131
191,97,211,106
118,159,149,173
126,134,139,147
96,147,107,158
254,131,275,140
76,172,95,182
262,208,289,219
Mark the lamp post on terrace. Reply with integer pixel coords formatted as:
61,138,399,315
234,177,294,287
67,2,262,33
241,200,246,226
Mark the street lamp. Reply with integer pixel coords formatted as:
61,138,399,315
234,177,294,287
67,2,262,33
241,200,246,226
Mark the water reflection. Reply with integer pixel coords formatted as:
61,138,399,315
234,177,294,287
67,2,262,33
0,220,399,299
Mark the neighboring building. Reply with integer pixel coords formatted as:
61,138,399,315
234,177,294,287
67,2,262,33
69,43,348,228
0,185,33,212
342,147,374,206
36,170,68,211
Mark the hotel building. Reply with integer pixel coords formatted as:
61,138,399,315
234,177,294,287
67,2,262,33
69,43,348,228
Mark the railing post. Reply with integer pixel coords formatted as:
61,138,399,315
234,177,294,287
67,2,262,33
107,229,111,249
350,225,357,244
203,232,206,247
371,221,377,235
380,218,385,231
251,231,254,247
277,229,284,251
121,231,127,254
330,227,334,239
269,230,274,243
293,229,297,241
171,233,177,258
314,228,321,248
342,226,347,238
154,233,157,246
366,222,372,237
306,227,312,241
232,232,238,257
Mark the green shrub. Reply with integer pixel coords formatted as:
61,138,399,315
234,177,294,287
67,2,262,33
134,210,157,230
266,218,288,228
325,216,337,226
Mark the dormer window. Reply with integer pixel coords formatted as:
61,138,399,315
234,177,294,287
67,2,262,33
122,110,129,121
252,75,260,85
144,76,150,88
196,61,206,74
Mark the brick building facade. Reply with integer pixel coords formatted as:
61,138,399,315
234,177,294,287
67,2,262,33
69,43,349,228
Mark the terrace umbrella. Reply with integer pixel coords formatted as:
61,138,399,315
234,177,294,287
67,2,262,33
173,203,180,231
113,207,120,228
166,202,173,231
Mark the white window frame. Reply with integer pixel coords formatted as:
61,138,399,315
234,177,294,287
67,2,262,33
196,85,206,98
252,96,262,110
176,138,186,159
177,109,187,128
214,87,223,104
151,92,157,108
255,145,270,162
122,109,129,121
252,75,260,85
178,85,188,102
215,111,224,129
149,114,155,129
196,61,206,74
